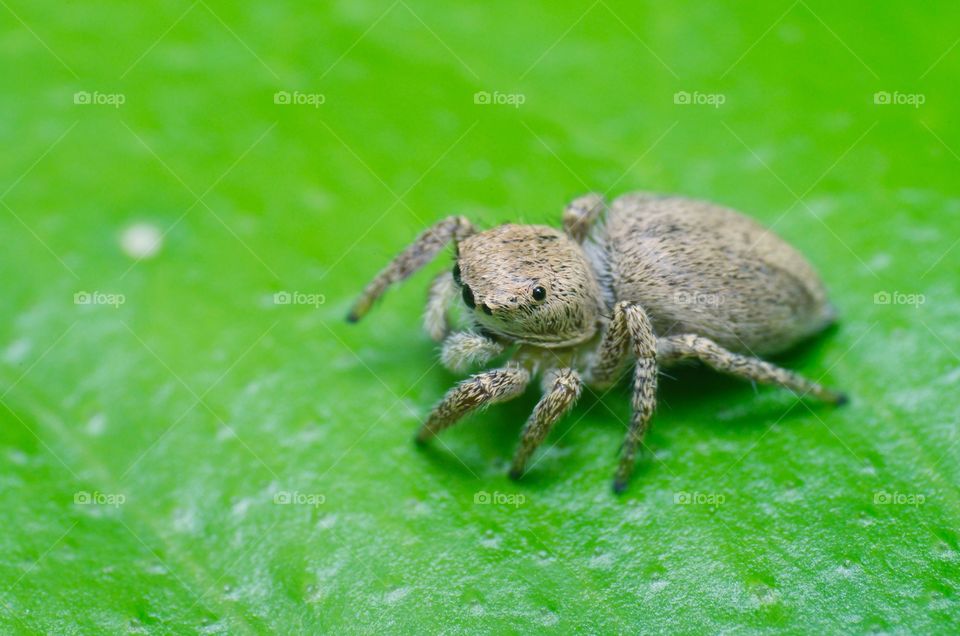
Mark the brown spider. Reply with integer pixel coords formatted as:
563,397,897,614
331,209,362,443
348,192,846,492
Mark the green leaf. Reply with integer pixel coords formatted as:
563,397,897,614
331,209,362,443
1,0,958,632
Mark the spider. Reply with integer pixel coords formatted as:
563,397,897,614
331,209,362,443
347,192,846,493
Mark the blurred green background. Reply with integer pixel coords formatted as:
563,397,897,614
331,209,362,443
1,0,958,633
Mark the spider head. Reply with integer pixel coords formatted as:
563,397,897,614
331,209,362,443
453,224,602,347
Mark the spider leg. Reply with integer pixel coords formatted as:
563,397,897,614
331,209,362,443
562,193,606,243
583,301,632,390
657,334,847,404
612,303,659,494
347,215,475,322
508,368,582,479
415,366,529,443
440,331,505,374
424,271,457,342
584,301,659,493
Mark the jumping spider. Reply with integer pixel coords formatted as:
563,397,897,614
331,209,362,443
348,192,846,492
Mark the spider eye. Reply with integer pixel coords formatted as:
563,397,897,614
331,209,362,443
532,286,547,302
452,264,462,285
462,284,476,309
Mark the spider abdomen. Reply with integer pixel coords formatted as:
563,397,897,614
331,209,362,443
596,193,835,356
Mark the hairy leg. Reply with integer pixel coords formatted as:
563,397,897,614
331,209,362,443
583,302,633,390
584,301,659,493
613,303,659,493
508,368,582,479
415,366,529,443
348,216,475,322
440,331,505,374
658,334,846,404
563,193,606,243
424,271,457,342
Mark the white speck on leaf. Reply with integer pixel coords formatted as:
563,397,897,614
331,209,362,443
589,552,614,570
198,620,228,635
869,252,892,270
942,366,960,385
480,530,501,549
172,507,200,534
836,560,861,578
232,498,252,518
86,413,107,436
120,222,163,260
3,339,31,364
539,610,559,627
385,587,410,604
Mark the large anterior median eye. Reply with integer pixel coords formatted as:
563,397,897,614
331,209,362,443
462,284,475,309
532,286,547,302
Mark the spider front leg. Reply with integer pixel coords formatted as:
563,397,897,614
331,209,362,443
347,215,475,322
563,193,607,243
424,271,457,341
508,368,582,480
426,273,505,365
415,366,529,444
585,301,659,493
440,331,505,374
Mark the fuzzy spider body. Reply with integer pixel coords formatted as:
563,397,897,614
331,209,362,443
599,193,836,356
348,192,846,492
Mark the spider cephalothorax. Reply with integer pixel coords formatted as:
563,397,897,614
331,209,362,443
347,192,846,493
454,224,603,348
